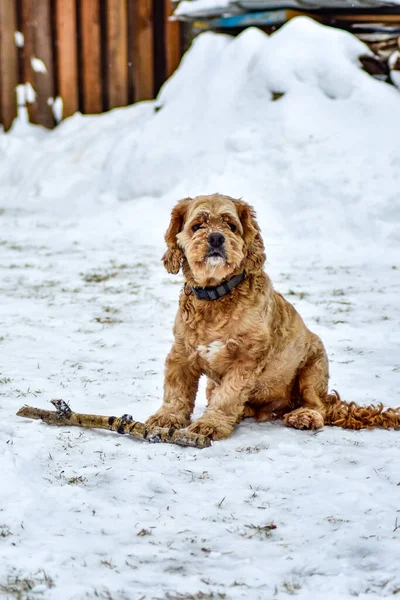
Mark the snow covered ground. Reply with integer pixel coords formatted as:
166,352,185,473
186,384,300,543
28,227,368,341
1,17,400,600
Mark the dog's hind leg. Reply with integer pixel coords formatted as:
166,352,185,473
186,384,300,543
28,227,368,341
283,335,328,430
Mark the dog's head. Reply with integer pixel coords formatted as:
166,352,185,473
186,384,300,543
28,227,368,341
162,194,266,285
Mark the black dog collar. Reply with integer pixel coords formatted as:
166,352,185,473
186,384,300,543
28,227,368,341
190,271,246,301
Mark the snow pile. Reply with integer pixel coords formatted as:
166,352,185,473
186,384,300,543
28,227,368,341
174,0,236,17
1,16,400,245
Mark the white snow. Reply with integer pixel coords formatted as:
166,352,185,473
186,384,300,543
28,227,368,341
31,57,48,74
14,30,24,48
15,84,29,123
1,16,400,600
2,18,399,243
24,81,37,103
174,0,235,17
52,96,63,124
389,51,400,89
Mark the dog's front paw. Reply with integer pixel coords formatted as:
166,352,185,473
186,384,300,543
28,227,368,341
188,415,234,440
284,408,324,430
145,410,190,430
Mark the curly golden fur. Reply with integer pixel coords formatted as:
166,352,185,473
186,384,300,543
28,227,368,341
146,193,400,440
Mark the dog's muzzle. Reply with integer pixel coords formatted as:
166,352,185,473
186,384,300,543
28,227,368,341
206,232,226,260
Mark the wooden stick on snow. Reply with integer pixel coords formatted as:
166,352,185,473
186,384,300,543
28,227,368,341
16,399,212,449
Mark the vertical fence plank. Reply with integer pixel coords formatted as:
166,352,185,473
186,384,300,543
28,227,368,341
80,0,102,113
55,0,78,118
152,0,165,96
164,0,180,79
0,0,18,130
20,0,54,127
132,0,153,101
34,0,54,127
20,0,37,123
106,0,128,109
127,0,135,104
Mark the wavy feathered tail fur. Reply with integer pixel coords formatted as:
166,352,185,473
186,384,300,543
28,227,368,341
324,391,400,430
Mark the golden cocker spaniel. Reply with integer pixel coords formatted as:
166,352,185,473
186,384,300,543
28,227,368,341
146,194,400,439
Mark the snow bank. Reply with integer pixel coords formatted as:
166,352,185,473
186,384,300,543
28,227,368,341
2,16,400,244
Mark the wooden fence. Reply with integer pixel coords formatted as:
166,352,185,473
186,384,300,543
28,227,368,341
0,0,182,130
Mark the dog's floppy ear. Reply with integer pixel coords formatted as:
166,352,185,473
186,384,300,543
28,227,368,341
162,198,191,274
235,200,266,274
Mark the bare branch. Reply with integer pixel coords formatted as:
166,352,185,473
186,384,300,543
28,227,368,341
16,400,212,449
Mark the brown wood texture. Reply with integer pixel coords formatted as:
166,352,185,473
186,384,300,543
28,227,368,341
107,0,128,108
330,13,400,22
55,0,78,118
80,0,102,113
164,0,181,79
132,0,153,101
33,0,54,127
20,0,37,123
0,0,18,130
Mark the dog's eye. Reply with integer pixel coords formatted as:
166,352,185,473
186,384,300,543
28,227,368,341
228,223,237,232
192,224,202,232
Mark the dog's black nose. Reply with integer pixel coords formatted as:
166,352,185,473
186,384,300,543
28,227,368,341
208,232,225,248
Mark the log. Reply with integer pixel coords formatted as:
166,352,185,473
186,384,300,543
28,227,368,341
16,399,211,449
